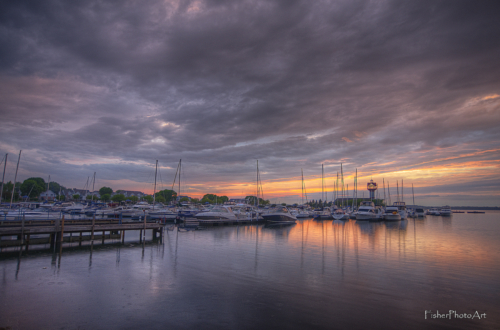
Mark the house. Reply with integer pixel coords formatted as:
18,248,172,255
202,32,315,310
39,190,57,201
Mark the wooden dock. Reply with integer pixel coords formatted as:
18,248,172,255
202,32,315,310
0,216,163,250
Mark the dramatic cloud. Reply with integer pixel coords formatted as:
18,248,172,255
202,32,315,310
1,0,499,205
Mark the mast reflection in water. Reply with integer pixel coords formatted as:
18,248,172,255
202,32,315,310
1,212,499,329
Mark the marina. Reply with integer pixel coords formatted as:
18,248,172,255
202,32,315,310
1,211,499,329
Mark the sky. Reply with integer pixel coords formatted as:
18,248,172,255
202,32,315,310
1,0,499,206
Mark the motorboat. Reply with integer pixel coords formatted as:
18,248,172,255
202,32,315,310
356,201,382,221
62,203,87,214
261,206,297,223
428,208,440,216
382,206,402,221
194,205,237,220
440,206,452,216
414,207,426,217
147,207,178,220
393,201,408,220
313,207,333,220
332,208,349,220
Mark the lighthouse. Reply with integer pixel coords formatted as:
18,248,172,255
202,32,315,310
367,179,378,200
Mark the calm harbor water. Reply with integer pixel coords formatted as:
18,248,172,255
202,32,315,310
1,212,499,330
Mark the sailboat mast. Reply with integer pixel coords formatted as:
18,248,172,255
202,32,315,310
0,153,7,203
402,179,404,204
256,160,259,207
412,183,415,206
10,150,21,207
179,159,181,199
153,160,158,209
91,172,96,202
321,164,324,205
396,181,399,202
301,169,304,205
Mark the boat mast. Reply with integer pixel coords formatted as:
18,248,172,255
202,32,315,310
412,183,415,206
402,179,404,204
91,172,96,202
47,174,50,201
256,160,259,208
396,181,399,202
383,178,386,206
301,169,304,205
153,160,158,209
0,153,7,203
10,150,21,207
179,159,181,199
388,181,391,205
341,163,344,208
321,164,324,206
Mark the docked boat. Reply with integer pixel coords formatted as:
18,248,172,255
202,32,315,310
428,208,440,216
382,205,401,221
393,201,408,220
414,207,426,217
440,206,452,216
194,205,237,220
356,201,382,221
313,207,333,220
332,208,349,220
261,206,297,223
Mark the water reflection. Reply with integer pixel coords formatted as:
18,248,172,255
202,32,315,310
1,214,499,330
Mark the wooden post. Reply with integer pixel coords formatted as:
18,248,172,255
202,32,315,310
26,234,30,251
121,230,125,244
91,214,95,241
21,214,25,247
139,229,142,243
79,232,82,247
59,215,65,254
102,231,105,244
143,212,147,241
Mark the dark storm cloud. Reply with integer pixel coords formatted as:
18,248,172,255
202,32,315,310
1,0,499,202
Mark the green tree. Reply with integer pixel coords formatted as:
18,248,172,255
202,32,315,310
143,195,153,203
86,195,93,200
219,196,229,204
155,195,166,203
111,194,126,203
20,179,45,199
101,194,110,202
191,198,200,204
99,187,113,196
49,182,65,194
58,194,65,201
179,197,189,203
73,194,80,200
128,195,139,202
155,189,177,203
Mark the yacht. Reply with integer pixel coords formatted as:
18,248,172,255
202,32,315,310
313,207,333,220
147,207,178,220
332,208,349,220
393,201,408,220
382,205,402,221
428,208,440,216
414,207,426,217
261,206,297,223
440,206,452,216
356,201,382,221
194,205,237,220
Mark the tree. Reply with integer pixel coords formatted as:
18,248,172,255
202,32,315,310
73,194,80,200
111,194,126,203
128,195,138,202
155,189,177,203
179,197,189,203
143,195,153,203
58,194,65,201
245,196,270,206
49,182,65,194
191,198,200,204
155,195,166,203
86,195,93,200
99,187,113,196
101,194,110,202
20,179,45,199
